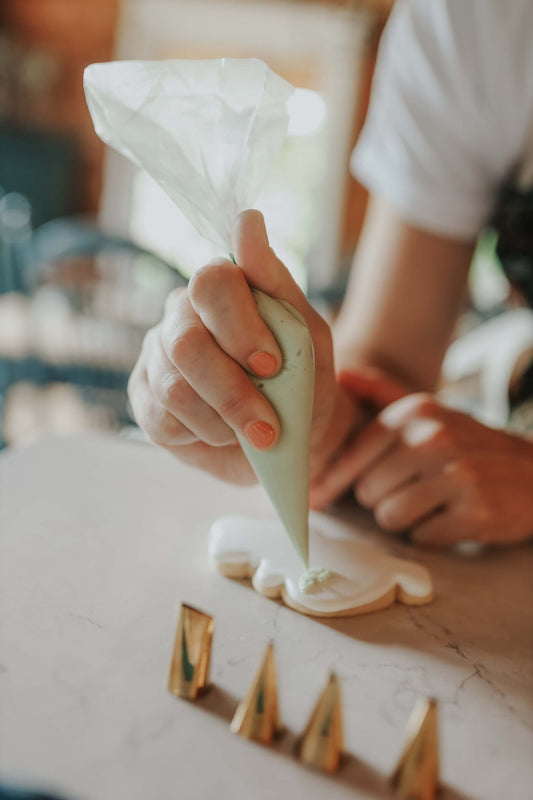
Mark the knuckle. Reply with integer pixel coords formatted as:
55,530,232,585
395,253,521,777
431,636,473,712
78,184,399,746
410,392,437,416
129,390,187,445
188,260,234,305
457,499,492,538
140,326,158,357
380,392,438,430
375,500,403,530
165,286,187,311
157,411,184,443
160,374,191,410
170,323,206,367
445,458,476,483
204,425,236,447
472,500,492,525
355,479,375,508
143,407,186,445
407,418,451,453
428,422,451,448
218,390,248,422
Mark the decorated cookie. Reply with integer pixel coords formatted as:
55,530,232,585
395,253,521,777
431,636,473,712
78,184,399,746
209,514,433,618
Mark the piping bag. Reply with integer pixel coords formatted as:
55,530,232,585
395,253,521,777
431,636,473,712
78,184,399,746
84,58,314,565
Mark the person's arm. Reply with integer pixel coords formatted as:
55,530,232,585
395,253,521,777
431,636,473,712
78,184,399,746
334,194,476,392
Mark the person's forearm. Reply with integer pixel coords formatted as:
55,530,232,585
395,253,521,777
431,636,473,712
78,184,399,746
333,195,475,392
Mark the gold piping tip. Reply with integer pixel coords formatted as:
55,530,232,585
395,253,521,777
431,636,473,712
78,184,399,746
167,603,215,700
299,671,344,773
230,641,280,745
391,697,439,800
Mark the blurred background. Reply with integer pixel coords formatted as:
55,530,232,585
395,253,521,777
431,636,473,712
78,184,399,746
0,0,519,448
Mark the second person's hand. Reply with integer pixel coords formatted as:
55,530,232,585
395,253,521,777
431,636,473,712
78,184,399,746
310,375,533,547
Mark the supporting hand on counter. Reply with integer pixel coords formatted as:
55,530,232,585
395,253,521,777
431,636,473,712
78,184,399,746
310,371,533,547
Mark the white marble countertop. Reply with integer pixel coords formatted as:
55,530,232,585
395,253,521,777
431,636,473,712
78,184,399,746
0,433,532,800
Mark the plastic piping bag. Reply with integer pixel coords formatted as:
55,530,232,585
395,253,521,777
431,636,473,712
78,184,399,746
84,58,314,564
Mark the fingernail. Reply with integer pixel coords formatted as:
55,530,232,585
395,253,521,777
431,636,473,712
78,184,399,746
245,420,276,449
248,351,278,377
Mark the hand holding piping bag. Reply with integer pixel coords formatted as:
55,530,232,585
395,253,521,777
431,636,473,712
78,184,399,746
128,210,360,489
86,58,361,559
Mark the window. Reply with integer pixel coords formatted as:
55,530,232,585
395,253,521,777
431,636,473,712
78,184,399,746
101,0,371,289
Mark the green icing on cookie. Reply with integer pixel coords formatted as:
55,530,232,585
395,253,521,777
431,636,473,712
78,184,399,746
298,568,337,593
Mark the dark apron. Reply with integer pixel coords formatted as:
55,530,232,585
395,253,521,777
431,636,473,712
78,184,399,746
491,184,533,426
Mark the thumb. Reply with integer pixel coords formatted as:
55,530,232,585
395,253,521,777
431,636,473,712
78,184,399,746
338,367,408,411
232,210,310,319
232,209,336,430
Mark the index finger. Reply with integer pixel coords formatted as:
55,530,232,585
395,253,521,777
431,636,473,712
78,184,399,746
187,257,282,378
309,418,397,509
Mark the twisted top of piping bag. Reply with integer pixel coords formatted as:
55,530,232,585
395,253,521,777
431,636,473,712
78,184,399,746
84,57,293,252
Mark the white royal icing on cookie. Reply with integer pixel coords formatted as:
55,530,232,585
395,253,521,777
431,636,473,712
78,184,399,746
209,514,433,617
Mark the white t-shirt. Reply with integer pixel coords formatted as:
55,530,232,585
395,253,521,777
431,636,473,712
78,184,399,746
351,0,533,240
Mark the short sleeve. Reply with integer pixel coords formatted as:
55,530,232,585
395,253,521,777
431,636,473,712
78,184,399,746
351,0,529,240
